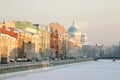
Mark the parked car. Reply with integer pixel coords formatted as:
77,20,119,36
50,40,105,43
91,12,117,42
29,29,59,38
16,58,32,62
35,58,41,62
10,59,15,63
27,58,32,62
16,58,22,62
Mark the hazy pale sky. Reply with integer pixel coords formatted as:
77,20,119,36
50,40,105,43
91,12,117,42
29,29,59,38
0,0,120,45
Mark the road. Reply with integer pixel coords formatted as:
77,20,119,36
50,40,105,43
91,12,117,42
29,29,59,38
0,59,120,80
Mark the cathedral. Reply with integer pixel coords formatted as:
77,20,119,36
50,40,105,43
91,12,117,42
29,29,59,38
68,20,88,47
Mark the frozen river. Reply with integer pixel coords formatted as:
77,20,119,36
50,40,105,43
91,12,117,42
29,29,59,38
0,59,120,80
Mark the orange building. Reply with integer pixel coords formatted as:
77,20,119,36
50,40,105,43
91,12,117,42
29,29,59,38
49,23,67,58
49,23,66,40
50,28,59,57
0,26,18,38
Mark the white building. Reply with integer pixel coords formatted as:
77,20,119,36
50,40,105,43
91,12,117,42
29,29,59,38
68,20,88,46
68,20,81,41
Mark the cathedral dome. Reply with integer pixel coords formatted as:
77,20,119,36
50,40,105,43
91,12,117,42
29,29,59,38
68,20,80,33
68,20,81,38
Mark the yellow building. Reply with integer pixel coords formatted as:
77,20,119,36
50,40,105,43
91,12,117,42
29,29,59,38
38,25,50,55
17,31,37,58
0,21,51,60
0,33,17,62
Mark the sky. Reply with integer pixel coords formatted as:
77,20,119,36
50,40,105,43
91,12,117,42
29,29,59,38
0,0,120,45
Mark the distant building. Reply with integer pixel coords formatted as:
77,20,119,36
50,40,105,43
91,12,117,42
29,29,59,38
81,33,88,45
68,20,88,47
68,20,82,47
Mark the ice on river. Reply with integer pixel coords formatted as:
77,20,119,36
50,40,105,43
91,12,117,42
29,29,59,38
0,59,120,80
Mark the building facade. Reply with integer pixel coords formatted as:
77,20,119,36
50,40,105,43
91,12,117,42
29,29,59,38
81,33,88,45
0,22,51,61
37,25,50,56
0,33,17,63
0,25,18,62
49,23,67,58
68,20,82,47
68,20,88,47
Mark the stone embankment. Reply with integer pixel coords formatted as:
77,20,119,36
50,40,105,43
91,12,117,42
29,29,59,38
0,58,92,74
